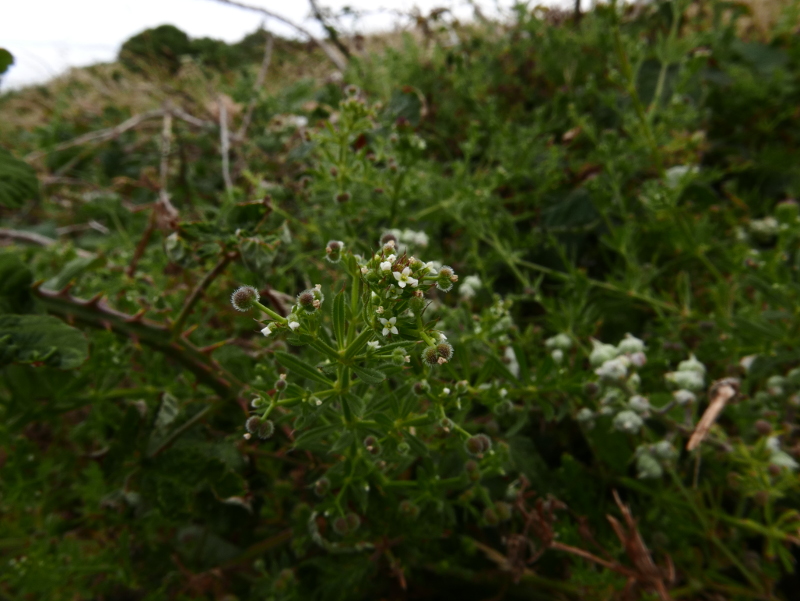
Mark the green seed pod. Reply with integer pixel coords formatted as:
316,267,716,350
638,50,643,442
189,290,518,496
465,434,492,457
257,419,275,440
325,240,344,263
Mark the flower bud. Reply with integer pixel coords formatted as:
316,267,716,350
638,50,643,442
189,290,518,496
391,349,407,366
380,231,398,247
396,442,410,456
438,417,454,432
325,240,344,263
363,435,381,455
665,370,704,392
673,389,696,405
595,358,628,382
435,266,457,292
297,289,318,313
275,374,288,392
576,408,595,429
628,395,650,414
551,349,564,364
412,380,430,395
455,380,469,394
231,285,260,312
678,354,706,375
629,351,647,368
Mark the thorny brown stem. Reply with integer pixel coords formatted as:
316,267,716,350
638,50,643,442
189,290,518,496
171,250,238,335
33,284,245,401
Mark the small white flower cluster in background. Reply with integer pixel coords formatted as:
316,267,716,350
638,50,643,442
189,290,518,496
382,228,430,250
459,275,482,300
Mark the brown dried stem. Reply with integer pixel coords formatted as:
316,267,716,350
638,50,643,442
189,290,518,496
0,228,94,258
687,378,740,451
172,250,238,335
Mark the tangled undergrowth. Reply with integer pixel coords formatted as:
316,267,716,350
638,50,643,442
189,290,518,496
2,1,800,599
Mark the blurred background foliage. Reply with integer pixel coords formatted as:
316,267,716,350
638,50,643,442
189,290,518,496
2,0,800,599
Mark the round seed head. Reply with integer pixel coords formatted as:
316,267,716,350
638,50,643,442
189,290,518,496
314,477,330,497
465,434,491,457
421,345,440,367
396,441,410,455
438,417,454,432
275,377,288,392
755,419,772,436
436,342,454,362
363,435,380,455
325,240,344,263
345,512,361,532
245,415,262,434
257,419,275,439
231,286,260,312
332,516,349,535
297,289,317,312
380,232,398,246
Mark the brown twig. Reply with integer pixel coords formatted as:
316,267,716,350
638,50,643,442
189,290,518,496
205,0,348,71
33,284,244,401
687,378,740,451
0,227,94,258
172,251,238,335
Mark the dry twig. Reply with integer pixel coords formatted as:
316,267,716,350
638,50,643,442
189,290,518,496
687,378,740,451
0,228,94,258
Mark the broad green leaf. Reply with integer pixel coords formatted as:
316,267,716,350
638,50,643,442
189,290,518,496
0,148,39,209
0,314,88,369
0,253,34,314
274,350,334,387
351,365,386,385
332,290,346,349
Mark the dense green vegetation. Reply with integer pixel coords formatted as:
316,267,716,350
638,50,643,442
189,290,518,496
2,1,800,599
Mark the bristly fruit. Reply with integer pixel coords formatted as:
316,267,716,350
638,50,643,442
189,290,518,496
231,286,260,312
325,240,344,263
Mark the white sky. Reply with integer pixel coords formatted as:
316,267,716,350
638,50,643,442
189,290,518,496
1,0,571,90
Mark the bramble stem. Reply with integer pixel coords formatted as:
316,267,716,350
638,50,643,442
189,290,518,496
172,251,237,335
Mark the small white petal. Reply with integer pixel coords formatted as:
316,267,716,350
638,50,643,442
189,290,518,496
379,317,388,326
382,327,390,336
402,267,412,277
390,326,398,335
392,271,402,281
397,280,406,288
260,325,273,336
380,261,392,272
288,321,300,331
389,317,397,325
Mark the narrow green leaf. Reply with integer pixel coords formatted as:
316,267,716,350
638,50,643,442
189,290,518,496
329,431,354,454
294,424,340,450
332,290,346,349
274,351,334,387
351,365,386,385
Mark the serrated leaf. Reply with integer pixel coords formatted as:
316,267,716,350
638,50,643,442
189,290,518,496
351,365,386,385
0,314,88,369
274,350,334,387
332,290,346,349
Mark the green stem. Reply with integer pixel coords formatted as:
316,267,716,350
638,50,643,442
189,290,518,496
254,301,287,324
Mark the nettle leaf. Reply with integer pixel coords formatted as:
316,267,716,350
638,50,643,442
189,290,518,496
43,255,105,291
0,314,89,369
274,350,334,387
0,253,34,314
0,148,39,209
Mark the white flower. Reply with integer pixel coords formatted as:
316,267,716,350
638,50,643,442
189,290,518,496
442,387,451,395
367,340,381,350
392,267,418,288
261,324,273,336
551,349,564,364
545,333,572,351
361,267,370,275
595,358,628,382
288,319,300,331
380,261,392,272
617,333,645,355
386,254,397,263
673,389,696,405
379,316,398,336
613,410,644,434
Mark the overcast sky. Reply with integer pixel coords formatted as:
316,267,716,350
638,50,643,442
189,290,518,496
1,0,572,90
